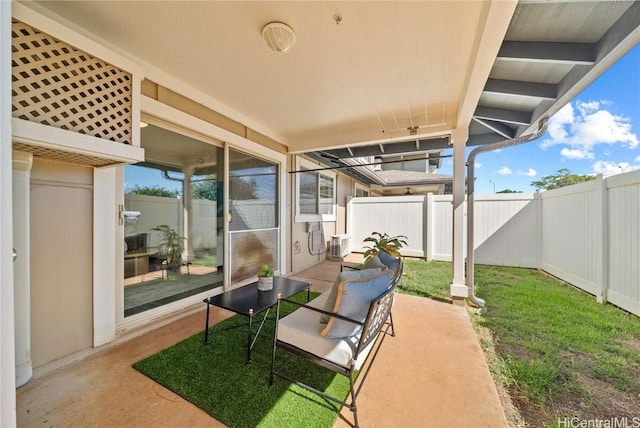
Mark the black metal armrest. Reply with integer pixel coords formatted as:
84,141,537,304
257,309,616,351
277,297,365,327
340,262,363,272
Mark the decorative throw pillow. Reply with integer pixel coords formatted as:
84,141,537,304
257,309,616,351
362,255,385,271
377,250,400,274
320,268,382,323
320,269,394,339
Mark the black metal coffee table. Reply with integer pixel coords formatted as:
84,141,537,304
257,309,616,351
203,276,310,363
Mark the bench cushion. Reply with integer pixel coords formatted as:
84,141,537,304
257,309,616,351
278,293,383,369
320,269,394,338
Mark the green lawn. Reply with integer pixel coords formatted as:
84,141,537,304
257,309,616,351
400,259,640,427
193,252,216,267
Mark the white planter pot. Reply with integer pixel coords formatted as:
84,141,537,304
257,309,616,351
257,277,274,291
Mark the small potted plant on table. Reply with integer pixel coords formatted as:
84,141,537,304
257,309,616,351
257,264,275,291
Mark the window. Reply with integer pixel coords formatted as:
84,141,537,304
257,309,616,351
295,159,336,222
355,183,369,197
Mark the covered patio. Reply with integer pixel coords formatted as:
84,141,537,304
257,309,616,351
16,256,507,427
3,2,639,426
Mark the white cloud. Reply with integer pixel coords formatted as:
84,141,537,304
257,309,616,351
540,100,639,159
497,166,512,175
593,160,640,175
575,109,638,148
560,147,594,160
543,103,574,145
475,162,482,168
518,168,537,177
577,100,605,113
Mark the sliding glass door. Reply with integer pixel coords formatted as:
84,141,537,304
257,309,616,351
122,126,281,314
123,124,224,317
227,149,279,287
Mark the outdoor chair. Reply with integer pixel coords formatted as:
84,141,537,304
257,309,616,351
270,262,403,428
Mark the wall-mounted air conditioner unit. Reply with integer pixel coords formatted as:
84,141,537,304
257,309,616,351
330,234,351,260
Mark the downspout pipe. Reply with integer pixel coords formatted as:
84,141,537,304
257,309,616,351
466,118,548,307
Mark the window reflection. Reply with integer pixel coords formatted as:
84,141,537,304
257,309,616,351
123,127,224,317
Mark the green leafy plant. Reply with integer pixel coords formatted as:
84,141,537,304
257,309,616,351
258,264,274,278
363,231,407,261
152,225,185,270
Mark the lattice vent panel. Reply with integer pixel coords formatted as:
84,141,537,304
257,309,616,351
12,142,119,167
11,19,133,145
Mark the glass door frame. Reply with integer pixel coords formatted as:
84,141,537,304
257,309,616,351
222,144,286,291
117,101,288,330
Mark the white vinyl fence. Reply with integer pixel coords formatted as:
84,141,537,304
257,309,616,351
346,170,640,317
125,194,217,251
539,172,640,316
348,193,539,267
606,173,640,316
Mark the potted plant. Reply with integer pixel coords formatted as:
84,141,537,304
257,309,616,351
363,231,408,261
257,264,275,291
152,225,185,272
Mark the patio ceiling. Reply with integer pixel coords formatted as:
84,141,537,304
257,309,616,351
30,1,640,184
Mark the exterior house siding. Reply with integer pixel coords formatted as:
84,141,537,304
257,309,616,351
29,159,93,367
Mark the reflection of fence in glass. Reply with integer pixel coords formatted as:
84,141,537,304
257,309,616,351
125,194,217,251
229,228,280,284
229,200,277,231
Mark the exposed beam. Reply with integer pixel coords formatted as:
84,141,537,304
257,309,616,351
474,106,532,126
291,155,452,174
317,136,450,159
466,133,506,147
483,78,557,100
472,117,516,139
498,41,596,64
516,1,640,137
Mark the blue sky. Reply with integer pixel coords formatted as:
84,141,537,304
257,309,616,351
439,44,640,194
125,165,183,194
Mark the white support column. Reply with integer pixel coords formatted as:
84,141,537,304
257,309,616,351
450,134,468,303
1,0,18,425
12,151,33,387
183,166,194,263
93,167,117,346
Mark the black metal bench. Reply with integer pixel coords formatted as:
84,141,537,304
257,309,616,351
269,264,402,428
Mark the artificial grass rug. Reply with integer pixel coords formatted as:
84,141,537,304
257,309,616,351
133,291,350,427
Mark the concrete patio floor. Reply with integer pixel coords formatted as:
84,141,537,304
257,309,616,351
16,257,508,427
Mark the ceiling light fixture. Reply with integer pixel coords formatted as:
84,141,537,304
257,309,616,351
262,22,296,54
